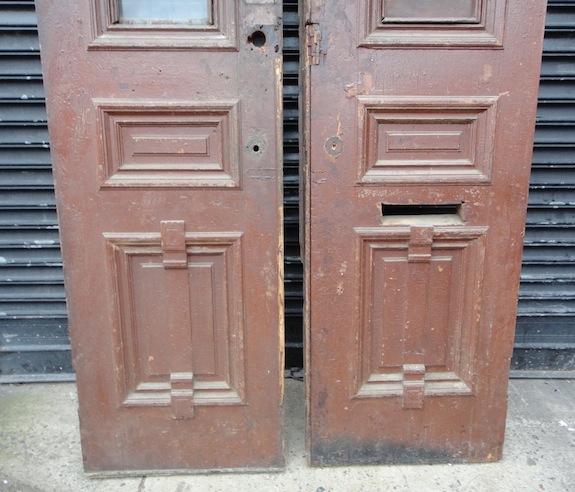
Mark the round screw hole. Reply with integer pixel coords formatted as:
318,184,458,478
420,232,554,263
248,30,266,48
253,144,260,153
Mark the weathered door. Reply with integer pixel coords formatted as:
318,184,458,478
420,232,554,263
304,0,547,464
36,0,284,474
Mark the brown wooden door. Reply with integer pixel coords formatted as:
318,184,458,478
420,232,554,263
36,0,284,474
303,0,547,465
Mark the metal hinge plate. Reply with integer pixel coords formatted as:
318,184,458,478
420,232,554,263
306,23,322,66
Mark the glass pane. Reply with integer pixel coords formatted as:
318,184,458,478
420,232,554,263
119,0,211,25
383,0,479,23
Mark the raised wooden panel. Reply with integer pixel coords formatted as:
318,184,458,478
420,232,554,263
357,96,498,185
96,100,240,188
354,224,488,408
105,230,245,412
359,0,506,47
89,0,238,50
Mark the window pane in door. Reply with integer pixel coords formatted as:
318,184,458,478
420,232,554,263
383,0,479,23
119,0,211,25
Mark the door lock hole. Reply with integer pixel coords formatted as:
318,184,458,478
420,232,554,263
248,30,267,48
246,137,266,155
325,136,344,157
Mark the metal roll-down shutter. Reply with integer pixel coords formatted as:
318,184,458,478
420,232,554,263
283,0,304,368
1,0,573,381
513,0,575,374
0,0,71,382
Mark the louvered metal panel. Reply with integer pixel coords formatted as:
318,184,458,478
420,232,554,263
514,0,575,371
0,0,71,382
283,0,304,367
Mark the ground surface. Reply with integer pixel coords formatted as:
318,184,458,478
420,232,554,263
0,378,574,491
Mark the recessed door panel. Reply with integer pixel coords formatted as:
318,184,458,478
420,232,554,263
360,0,507,47
304,0,546,465
37,0,283,474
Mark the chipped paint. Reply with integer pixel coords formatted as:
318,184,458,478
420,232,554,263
345,72,374,99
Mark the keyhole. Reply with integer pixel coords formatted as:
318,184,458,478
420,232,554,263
325,136,344,157
248,30,266,48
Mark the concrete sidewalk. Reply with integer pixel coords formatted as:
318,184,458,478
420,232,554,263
0,378,574,492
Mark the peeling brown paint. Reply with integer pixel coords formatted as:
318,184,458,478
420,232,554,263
344,72,374,99
37,0,285,473
304,0,547,466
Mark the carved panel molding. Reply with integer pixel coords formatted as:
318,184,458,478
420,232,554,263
89,0,238,50
105,227,245,417
359,0,507,48
96,100,241,188
357,96,498,185
354,224,488,409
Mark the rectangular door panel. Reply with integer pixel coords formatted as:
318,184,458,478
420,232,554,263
357,96,498,184
354,224,488,406
304,0,546,465
360,0,507,47
37,0,283,474
96,100,241,188
105,229,245,411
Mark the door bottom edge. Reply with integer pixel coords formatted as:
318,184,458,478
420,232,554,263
309,441,501,467
84,465,285,479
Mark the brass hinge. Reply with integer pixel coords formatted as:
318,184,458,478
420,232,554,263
306,23,322,66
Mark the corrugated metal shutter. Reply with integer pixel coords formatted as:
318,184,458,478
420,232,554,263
0,0,72,382
284,0,304,368
1,0,573,381
513,0,575,373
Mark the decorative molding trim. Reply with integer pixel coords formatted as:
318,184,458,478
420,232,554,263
95,99,241,188
89,0,238,50
105,230,246,411
353,225,488,406
357,96,498,185
359,0,507,48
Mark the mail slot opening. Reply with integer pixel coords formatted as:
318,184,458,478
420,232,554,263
381,203,464,225
382,203,462,216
